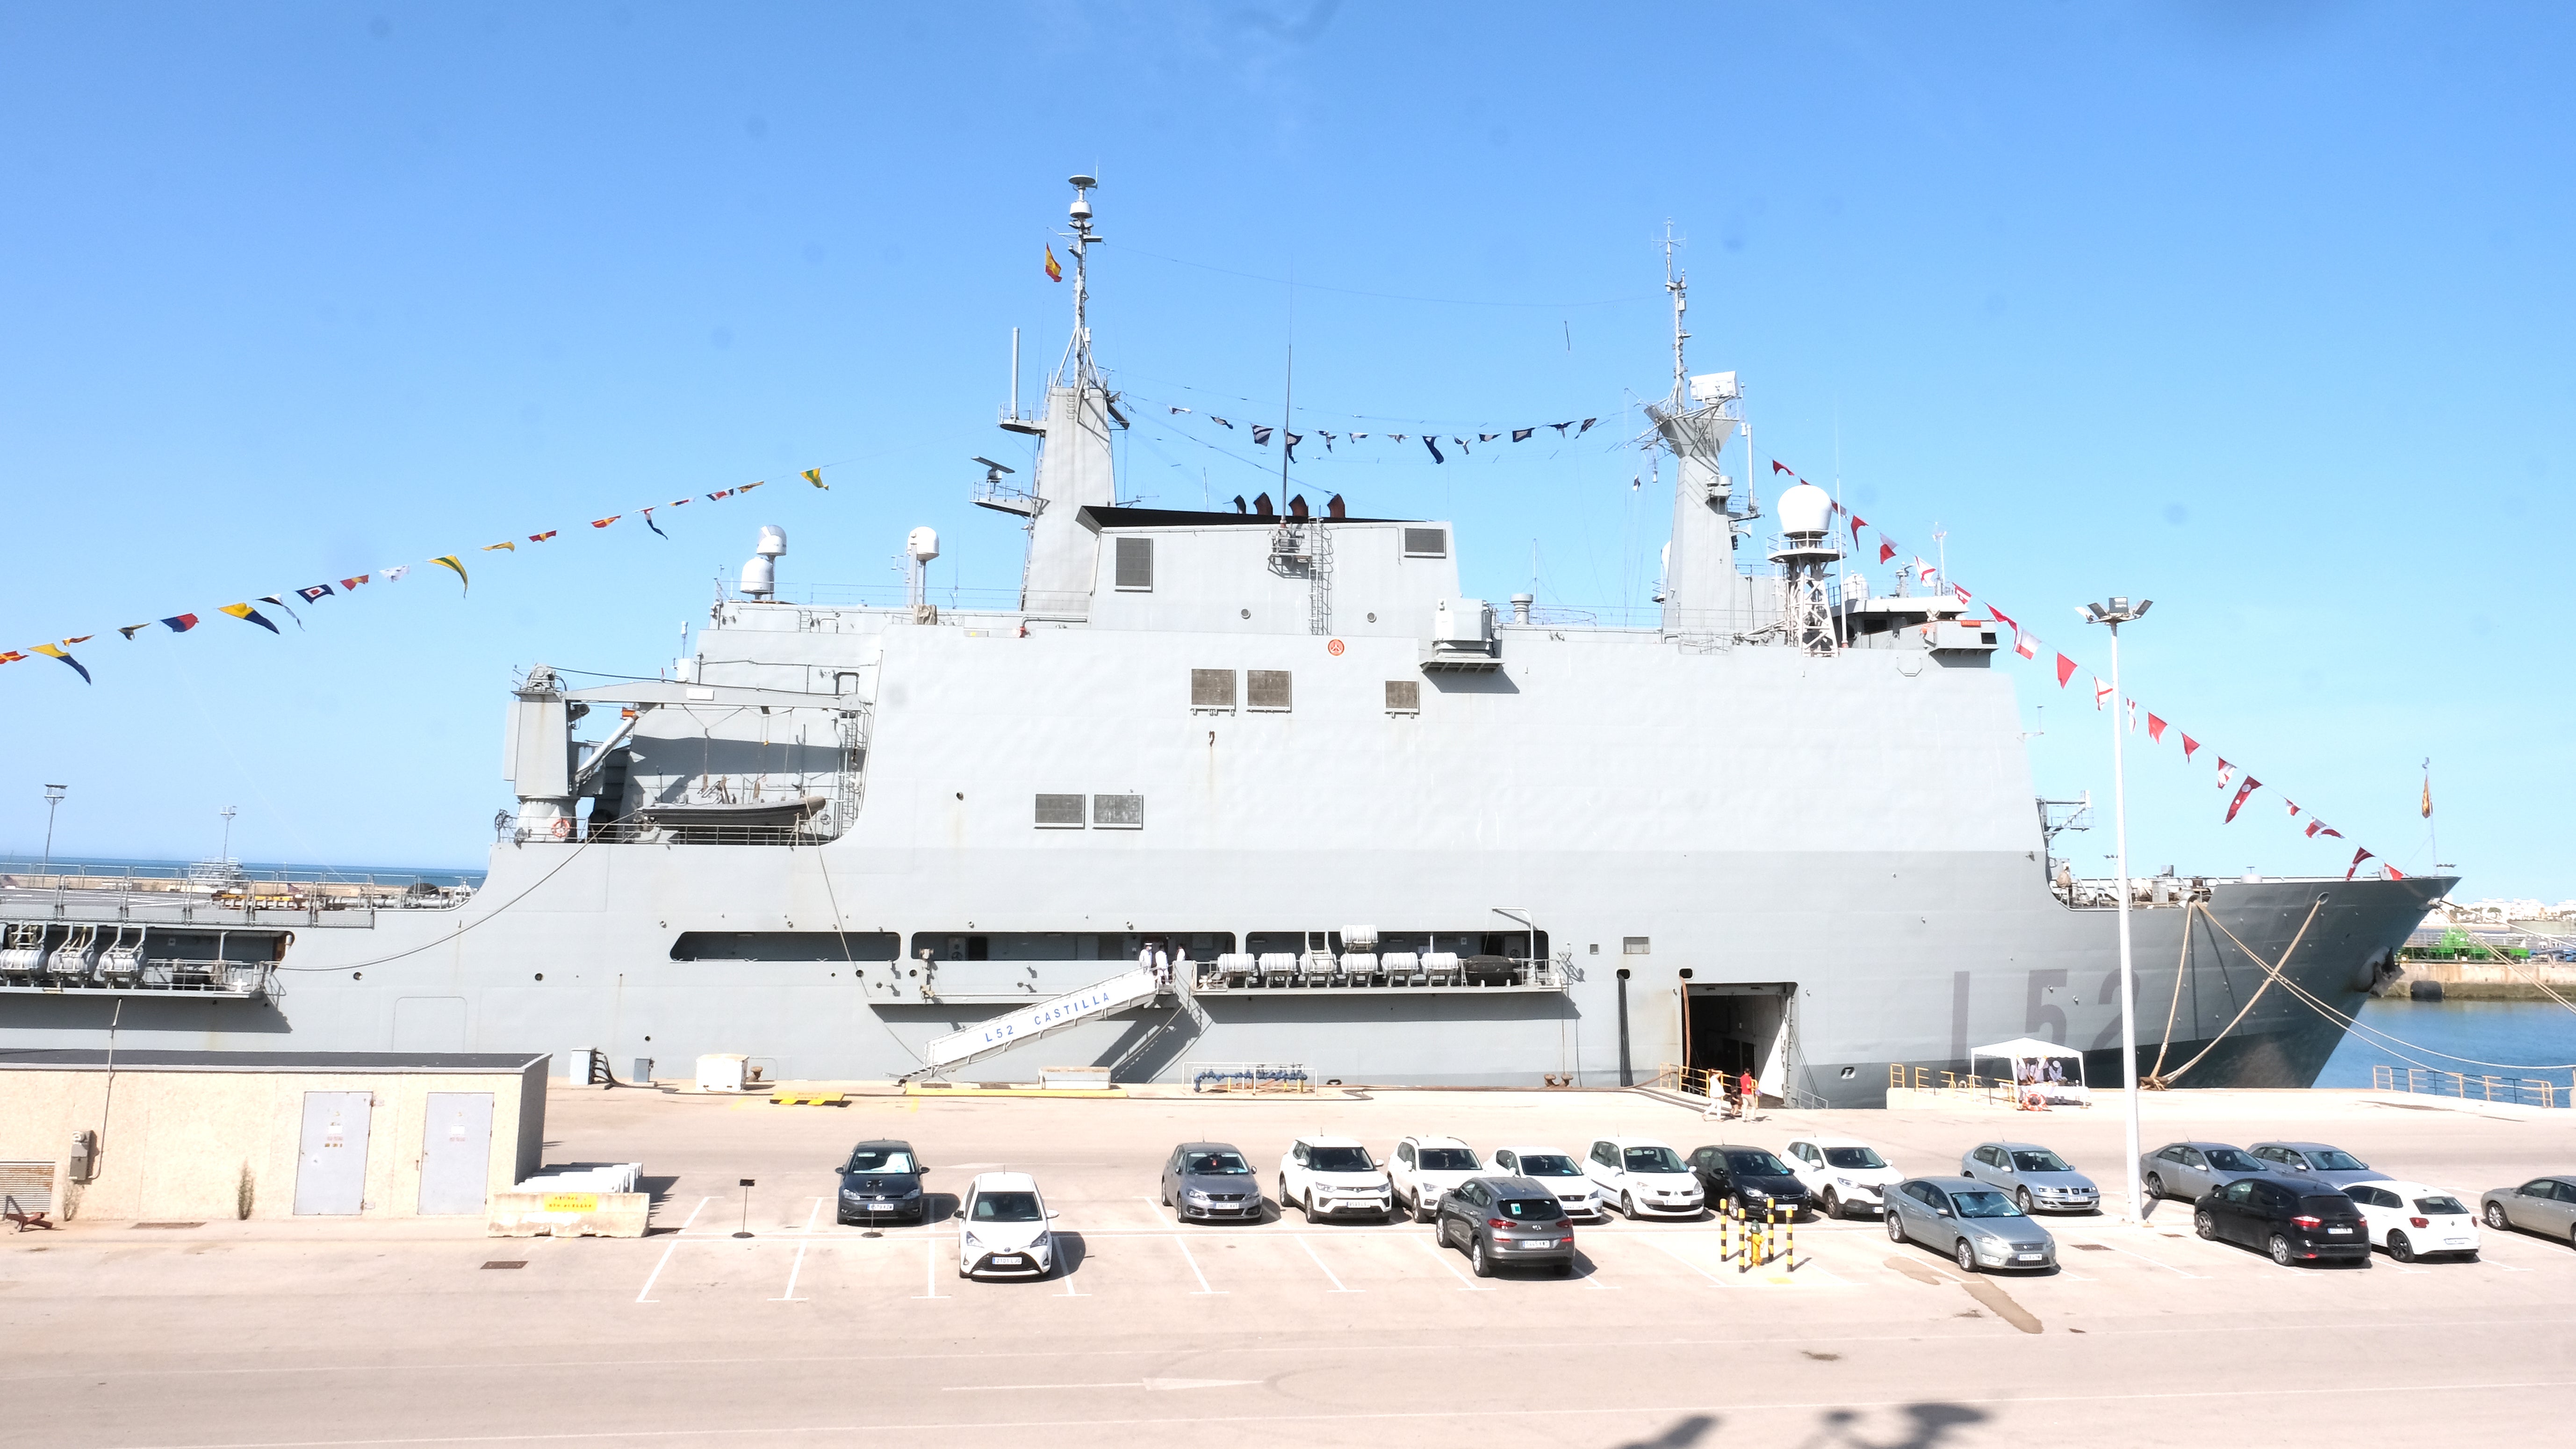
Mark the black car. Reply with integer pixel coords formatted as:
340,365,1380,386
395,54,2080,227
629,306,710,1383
2193,1176,2369,1266
836,1139,928,1226
1432,1175,1576,1277
1687,1144,1811,1219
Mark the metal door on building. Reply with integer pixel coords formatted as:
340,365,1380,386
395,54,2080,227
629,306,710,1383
293,1091,374,1215
417,1092,495,1215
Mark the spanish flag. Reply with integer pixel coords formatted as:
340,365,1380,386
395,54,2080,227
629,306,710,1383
1044,245,1063,283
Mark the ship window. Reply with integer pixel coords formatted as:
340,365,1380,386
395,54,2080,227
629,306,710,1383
1403,527,1448,558
907,931,1235,961
1035,793,1086,828
669,931,899,962
1115,537,1154,591
1191,669,1237,710
1384,680,1420,714
1622,937,1651,955
1093,793,1144,829
1247,670,1293,712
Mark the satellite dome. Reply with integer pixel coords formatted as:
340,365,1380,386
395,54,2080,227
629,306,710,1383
1776,481,1834,537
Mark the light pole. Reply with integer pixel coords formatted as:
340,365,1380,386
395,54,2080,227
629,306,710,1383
219,805,238,864
42,784,66,874
2082,596,2151,1222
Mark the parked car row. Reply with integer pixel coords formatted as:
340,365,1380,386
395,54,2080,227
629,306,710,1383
831,1130,2572,1283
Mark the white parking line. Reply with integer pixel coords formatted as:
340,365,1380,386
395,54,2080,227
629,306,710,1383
678,1196,714,1230
1296,1234,1359,1292
1172,1235,1225,1294
634,1240,679,1305
1418,1237,1497,1290
1636,1234,1735,1288
774,1241,811,1301
914,1239,943,1300
2090,1238,2208,1279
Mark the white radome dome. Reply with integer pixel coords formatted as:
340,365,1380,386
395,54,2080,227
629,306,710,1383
1776,481,1834,536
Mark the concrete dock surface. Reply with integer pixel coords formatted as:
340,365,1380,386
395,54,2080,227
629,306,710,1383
4,1084,2572,1448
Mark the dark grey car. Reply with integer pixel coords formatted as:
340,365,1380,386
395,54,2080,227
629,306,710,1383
1885,1175,2056,1273
837,1139,928,1226
1158,1141,1265,1223
2249,1141,2380,1189
2141,1140,2274,1201
1960,1142,2100,1214
1433,1175,1576,1277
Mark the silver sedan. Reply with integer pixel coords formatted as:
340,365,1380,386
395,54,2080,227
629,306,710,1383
1960,1141,2100,1215
1885,1175,2057,1274
2481,1175,2576,1247
2140,1140,2273,1202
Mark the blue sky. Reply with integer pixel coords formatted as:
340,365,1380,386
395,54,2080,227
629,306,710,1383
2,2,2567,893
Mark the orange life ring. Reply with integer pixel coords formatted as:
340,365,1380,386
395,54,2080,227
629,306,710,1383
548,817,572,840
2019,1089,2047,1111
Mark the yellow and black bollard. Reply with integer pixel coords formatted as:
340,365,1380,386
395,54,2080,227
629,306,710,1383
1783,1201,1797,1270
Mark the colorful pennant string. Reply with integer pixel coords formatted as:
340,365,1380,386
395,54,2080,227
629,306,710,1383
3,466,823,686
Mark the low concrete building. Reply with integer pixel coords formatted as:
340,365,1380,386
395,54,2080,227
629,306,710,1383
0,1050,547,1223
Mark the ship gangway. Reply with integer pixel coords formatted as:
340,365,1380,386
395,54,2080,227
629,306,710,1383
900,965,1199,1083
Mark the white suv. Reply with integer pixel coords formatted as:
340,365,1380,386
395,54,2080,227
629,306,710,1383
1388,1136,1485,1222
1279,1136,1393,1221
1491,1145,1605,1221
1781,1136,1905,1219
1584,1137,1705,1219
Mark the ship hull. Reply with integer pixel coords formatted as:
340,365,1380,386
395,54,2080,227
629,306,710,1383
0,842,2442,1107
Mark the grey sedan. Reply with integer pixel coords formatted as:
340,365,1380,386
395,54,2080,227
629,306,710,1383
1158,1142,1265,1223
1960,1142,2100,1214
2480,1175,2576,1247
2141,1141,2274,1201
2250,1141,2381,1189
1885,1175,2057,1273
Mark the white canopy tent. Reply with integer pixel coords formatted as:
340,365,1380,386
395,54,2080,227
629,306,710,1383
1970,1037,2091,1104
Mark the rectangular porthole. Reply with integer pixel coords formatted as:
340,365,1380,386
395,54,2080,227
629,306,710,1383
1622,937,1650,955
1035,793,1086,828
1190,668,1237,711
1115,536,1154,591
1384,680,1420,714
1092,794,1144,829
1403,527,1448,558
1247,670,1293,712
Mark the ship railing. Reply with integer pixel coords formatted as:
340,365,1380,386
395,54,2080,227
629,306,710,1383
1185,957,1568,992
496,815,832,848
0,863,467,928
2053,876,2212,909
0,959,275,998
2371,1064,2565,1109
1184,1062,1313,1095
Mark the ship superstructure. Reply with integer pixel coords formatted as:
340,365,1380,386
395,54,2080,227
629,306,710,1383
0,179,2446,1103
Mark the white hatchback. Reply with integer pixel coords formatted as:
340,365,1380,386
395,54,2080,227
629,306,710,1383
2344,1178,2481,1262
1584,1136,1705,1219
957,1171,1058,1280
1782,1136,1906,1219
1491,1145,1606,1220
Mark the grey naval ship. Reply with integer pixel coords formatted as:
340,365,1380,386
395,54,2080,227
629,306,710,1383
0,179,2445,1105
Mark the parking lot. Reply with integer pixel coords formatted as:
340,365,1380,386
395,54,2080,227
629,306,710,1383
6,1084,2574,1448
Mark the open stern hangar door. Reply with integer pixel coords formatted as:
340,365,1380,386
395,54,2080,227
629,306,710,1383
1682,982,1797,1100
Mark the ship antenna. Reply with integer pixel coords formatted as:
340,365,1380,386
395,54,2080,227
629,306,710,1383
1662,220,1689,400
1057,173,1103,388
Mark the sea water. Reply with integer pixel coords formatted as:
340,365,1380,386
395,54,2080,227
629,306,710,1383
2316,998,2576,1102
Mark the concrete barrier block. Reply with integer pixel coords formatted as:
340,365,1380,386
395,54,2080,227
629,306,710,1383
485,1189,650,1238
